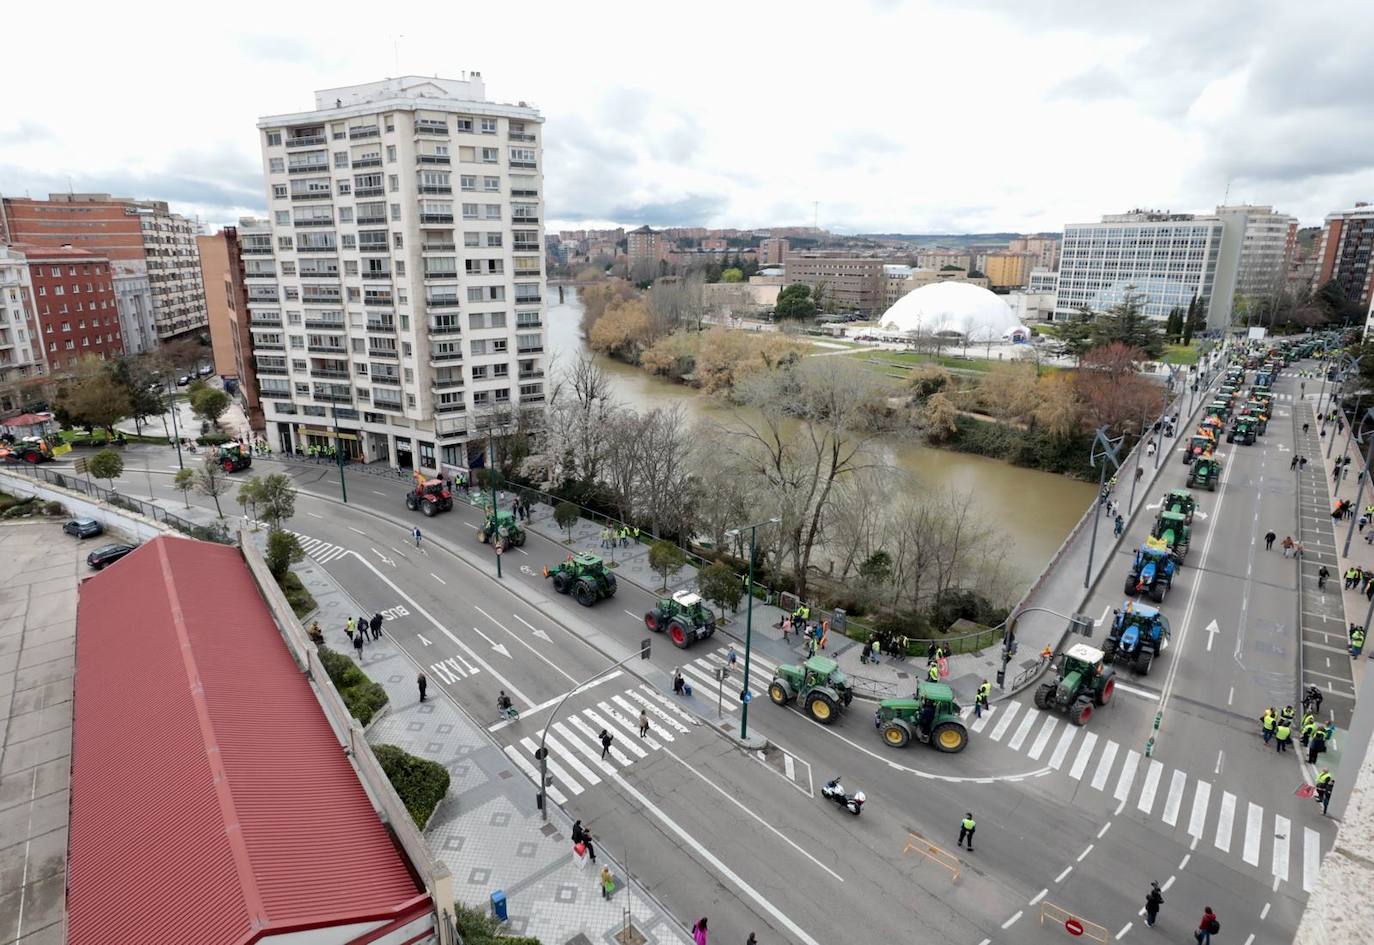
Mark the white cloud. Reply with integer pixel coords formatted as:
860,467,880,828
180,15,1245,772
0,0,1367,233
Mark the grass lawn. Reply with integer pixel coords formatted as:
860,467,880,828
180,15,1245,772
1163,344,1200,365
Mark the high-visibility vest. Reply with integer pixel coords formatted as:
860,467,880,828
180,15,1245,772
977,683,991,700
961,818,975,831
1262,714,1275,731
1316,771,1333,787
1276,724,1291,741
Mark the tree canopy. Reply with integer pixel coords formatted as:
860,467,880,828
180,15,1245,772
775,283,817,319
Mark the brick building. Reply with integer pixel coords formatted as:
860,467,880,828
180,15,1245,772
16,245,123,371
198,221,264,429
1313,204,1374,307
0,245,47,391
784,251,885,314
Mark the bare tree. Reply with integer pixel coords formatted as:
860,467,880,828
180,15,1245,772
545,355,618,484
649,272,706,334
634,404,696,538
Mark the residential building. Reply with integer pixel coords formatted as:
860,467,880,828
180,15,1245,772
1054,211,1226,326
17,245,123,371
1211,205,1298,317
758,237,790,266
916,250,974,271
251,74,545,473
1313,204,1374,307
0,193,206,347
884,265,991,307
784,252,886,314
0,245,46,387
981,251,1038,288
1008,236,1060,271
701,238,727,251
627,225,665,266
199,221,264,428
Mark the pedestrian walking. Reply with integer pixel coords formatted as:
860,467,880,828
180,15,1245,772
345,615,356,640
637,708,652,737
1195,907,1219,944
1300,455,1308,469
927,661,940,683
1318,566,1330,589
600,865,615,899
371,612,383,640
1113,514,1124,537
1315,769,1334,816
746,935,757,945
1144,882,1163,927
417,672,428,702
353,630,365,659
726,644,737,668
573,821,597,863
691,918,709,945
871,636,882,663
1291,455,1299,470
1264,530,1276,550
1281,535,1294,557
1294,540,1304,559
599,728,615,759
1303,422,1310,435
413,526,422,548
975,679,991,719
957,812,976,851
860,639,874,665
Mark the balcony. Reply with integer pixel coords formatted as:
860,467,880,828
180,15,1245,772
294,217,333,228
296,244,338,254
363,295,394,308
368,345,399,359
303,318,345,330
514,295,542,306
431,376,464,390
420,213,455,224
356,215,387,225
310,367,350,379
514,268,541,277
428,318,462,335
513,242,540,252
422,241,456,252
348,126,380,139
252,340,284,350
313,387,353,403
512,215,540,225
255,363,288,375
354,186,384,197
435,399,466,414
509,160,537,170
423,270,458,281
415,120,448,135
301,294,342,305
518,370,545,380
516,319,543,330
509,132,536,143
285,134,326,149
298,269,340,280
307,343,347,355
418,185,453,195
511,189,539,198
362,271,393,280
367,318,396,332
372,397,404,411
247,291,280,304
288,163,329,175
516,345,544,354
520,392,546,404
290,192,333,201
371,373,401,386
428,350,463,364
352,157,381,168
425,296,460,308
249,315,282,326
417,154,451,165
244,270,277,280
436,416,467,436
241,245,274,255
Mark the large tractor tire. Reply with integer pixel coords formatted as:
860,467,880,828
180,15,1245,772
477,529,490,544
1033,683,1054,710
1071,698,1094,726
807,691,839,725
1176,542,1189,559
552,571,572,594
574,581,597,607
667,618,691,649
1101,639,1117,664
1125,576,1139,596
932,721,969,753
880,719,911,748
769,679,794,706
1094,673,1116,707
513,531,527,547
1136,651,1154,676
643,610,661,631
1149,582,1166,604
223,460,235,473
406,495,419,511
604,581,617,598
439,498,453,512
421,501,436,517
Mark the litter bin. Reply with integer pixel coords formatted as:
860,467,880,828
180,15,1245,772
490,890,508,922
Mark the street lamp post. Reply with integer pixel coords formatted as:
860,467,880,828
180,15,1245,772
997,605,1093,691
1084,427,1125,589
1342,408,1374,556
163,377,184,470
726,516,781,741
332,406,348,504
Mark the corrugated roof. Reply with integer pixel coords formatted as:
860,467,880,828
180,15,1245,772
69,537,429,945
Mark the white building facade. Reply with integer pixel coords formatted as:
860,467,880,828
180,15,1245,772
250,75,546,473
111,267,156,355
0,244,46,389
1211,204,1297,321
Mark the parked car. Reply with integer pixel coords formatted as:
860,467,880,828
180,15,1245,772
63,518,104,539
197,365,214,377
87,543,137,570
176,374,191,386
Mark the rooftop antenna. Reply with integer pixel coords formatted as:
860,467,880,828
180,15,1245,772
1222,176,1231,206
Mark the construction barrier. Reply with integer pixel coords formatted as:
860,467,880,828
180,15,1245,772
901,833,960,882
1040,901,1108,942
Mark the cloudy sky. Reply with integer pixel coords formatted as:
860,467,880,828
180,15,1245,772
1,0,1367,235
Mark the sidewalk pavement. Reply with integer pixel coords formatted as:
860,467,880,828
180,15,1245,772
265,532,690,945
0,522,80,945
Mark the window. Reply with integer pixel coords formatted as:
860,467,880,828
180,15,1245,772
388,174,399,192
470,339,487,356
396,261,406,276
462,203,479,220
460,175,477,191
484,204,501,220
393,233,404,249
269,157,285,173
334,151,349,168
266,131,283,146
385,116,395,133
272,184,288,199
464,232,481,247
483,176,500,192
510,147,536,166
456,118,473,133
342,234,356,249
337,180,351,195
338,207,353,223
387,145,396,162
51,267,60,276
278,236,294,250
480,147,499,163
471,364,488,379
274,210,290,225
391,203,402,221
480,117,498,134
345,260,359,276
493,362,509,377
281,261,296,275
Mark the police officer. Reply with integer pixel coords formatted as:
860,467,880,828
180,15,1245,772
957,812,976,851
1315,769,1334,816
1275,719,1292,753
975,679,991,719
927,661,940,683
1281,704,1295,725
1261,707,1276,744
1300,714,1317,747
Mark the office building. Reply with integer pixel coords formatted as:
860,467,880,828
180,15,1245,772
1008,236,1060,271
251,74,545,473
0,193,205,349
1313,204,1374,307
199,222,264,429
0,245,46,386
784,252,885,314
758,237,790,266
16,245,123,371
1054,211,1225,326
1029,269,1059,294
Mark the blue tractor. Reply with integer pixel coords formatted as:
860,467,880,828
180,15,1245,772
1124,543,1177,603
1102,602,1171,676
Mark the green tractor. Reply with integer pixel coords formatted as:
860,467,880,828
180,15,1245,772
1206,400,1231,422
769,655,855,725
1151,509,1191,559
1245,399,1270,434
1184,434,1215,465
644,590,716,648
1032,643,1116,726
217,443,252,473
477,509,526,547
1227,415,1257,446
1161,488,1196,524
544,552,617,607
873,682,968,752
1188,455,1221,491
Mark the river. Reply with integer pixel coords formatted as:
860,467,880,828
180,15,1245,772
546,289,1096,593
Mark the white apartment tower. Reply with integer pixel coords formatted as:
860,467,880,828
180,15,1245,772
0,244,47,395
251,75,545,472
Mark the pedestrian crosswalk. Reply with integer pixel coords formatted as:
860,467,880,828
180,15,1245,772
968,700,1327,891
245,519,350,564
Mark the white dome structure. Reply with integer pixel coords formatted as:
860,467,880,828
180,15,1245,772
879,281,1027,342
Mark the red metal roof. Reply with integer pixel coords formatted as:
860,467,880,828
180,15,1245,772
70,537,430,945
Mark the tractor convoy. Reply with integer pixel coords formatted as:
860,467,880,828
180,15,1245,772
404,477,453,516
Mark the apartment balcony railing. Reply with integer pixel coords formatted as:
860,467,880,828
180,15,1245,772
417,155,451,165
415,121,448,135
248,292,280,303
241,246,274,254
301,294,342,305
366,319,396,332
363,296,394,308
352,157,381,168
288,163,330,175
512,214,539,225
244,270,277,279
296,244,338,254
354,186,384,197
309,367,350,379
290,192,332,202
520,393,546,404
356,215,387,225
420,213,454,224
514,267,541,277
252,340,285,350
515,319,543,330
431,377,464,390
313,389,353,403
513,242,540,252
509,132,537,142
298,270,340,281
368,347,399,360
303,318,345,330
254,363,288,375
428,350,463,363
425,297,460,308
518,370,545,380
285,135,326,149
511,189,539,198
293,218,333,228
435,400,466,414
428,318,462,335
514,295,542,306
422,242,456,252
348,126,380,139
249,316,282,326
418,185,453,195
435,416,467,436
362,272,393,281
372,398,404,411
516,345,544,354
370,374,402,387
307,343,347,355
423,271,458,280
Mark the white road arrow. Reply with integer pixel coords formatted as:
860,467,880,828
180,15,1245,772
513,613,552,642
472,625,513,659
417,634,433,647
1204,619,1220,651
1193,510,1209,521
1146,501,1163,510
370,546,395,567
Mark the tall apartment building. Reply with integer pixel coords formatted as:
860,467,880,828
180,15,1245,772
1008,236,1060,271
0,193,205,350
198,223,264,428
915,250,974,272
1054,211,1226,326
251,75,545,473
17,245,123,371
980,252,1037,288
784,252,885,313
1313,204,1374,307
626,226,665,266
1210,205,1297,317
0,245,46,389
758,237,790,266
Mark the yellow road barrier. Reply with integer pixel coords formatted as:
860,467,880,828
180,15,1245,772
1040,901,1108,942
901,832,960,882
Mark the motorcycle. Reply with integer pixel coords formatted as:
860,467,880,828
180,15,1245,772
821,777,864,816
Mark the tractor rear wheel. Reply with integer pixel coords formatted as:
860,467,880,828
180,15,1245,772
1095,673,1116,706
1137,652,1154,676
807,692,839,725
1101,640,1117,664
406,495,418,511
769,680,793,705
932,721,968,753
421,501,436,517
477,529,489,544
514,531,526,547
1176,543,1189,559
1033,684,1053,710
880,719,911,748
1124,576,1139,596
667,619,691,649
1071,699,1094,726
1149,582,1166,604
574,581,597,607
552,572,572,595
223,461,235,473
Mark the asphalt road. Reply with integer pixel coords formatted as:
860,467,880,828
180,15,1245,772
42,362,1334,945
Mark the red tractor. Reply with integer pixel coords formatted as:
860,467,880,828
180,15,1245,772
405,478,453,517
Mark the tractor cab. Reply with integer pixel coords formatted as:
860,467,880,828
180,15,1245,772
1206,400,1231,421
546,552,617,606
1151,509,1190,555
671,590,712,625
477,509,526,547
769,655,855,724
1188,455,1221,492
1105,601,1171,674
873,681,967,752
1185,434,1215,464
216,443,252,473
1162,489,1196,523
803,655,848,691
405,477,453,516
1060,643,1106,679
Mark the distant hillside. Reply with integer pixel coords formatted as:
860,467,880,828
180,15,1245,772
861,232,1058,247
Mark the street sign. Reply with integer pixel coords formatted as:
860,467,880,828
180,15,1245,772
495,545,504,555
1065,919,1084,937
741,690,752,703
73,457,88,474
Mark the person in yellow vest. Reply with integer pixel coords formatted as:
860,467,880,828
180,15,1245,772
1260,708,1276,744
1351,626,1367,658
975,680,991,718
927,661,940,683
1274,719,1292,753
1315,769,1334,816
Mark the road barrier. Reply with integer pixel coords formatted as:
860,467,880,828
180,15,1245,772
901,832,960,882
1040,901,1107,942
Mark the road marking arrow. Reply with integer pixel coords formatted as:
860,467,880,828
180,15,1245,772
1204,619,1219,651
1193,510,1208,520
513,613,553,642
370,546,395,567
417,634,433,646
1146,501,1162,510
472,626,512,659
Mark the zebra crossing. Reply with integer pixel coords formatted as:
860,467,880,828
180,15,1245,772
967,701,1326,891
246,520,350,564
672,644,787,709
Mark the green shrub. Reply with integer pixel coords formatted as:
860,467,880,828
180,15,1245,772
43,501,65,516
317,645,388,725
451,901,542,945
278,570,317,619
2,498,38,519
374,744,451,828
198,432,231,446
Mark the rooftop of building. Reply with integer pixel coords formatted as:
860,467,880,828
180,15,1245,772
260,73,541,127
9,242,108,262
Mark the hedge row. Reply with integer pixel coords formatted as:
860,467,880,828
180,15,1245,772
373,744,450,828
317,645,389,725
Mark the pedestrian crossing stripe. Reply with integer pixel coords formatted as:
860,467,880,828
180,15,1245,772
246,519,350,564
970,702,1327,889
